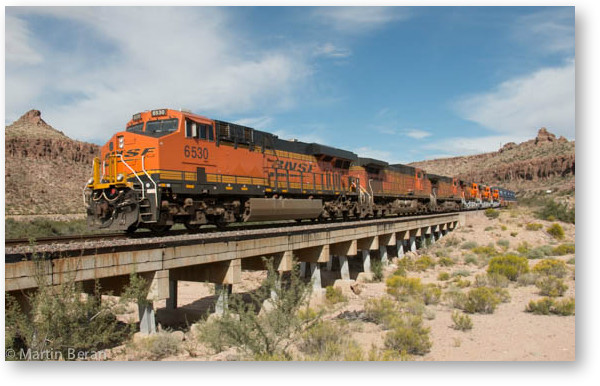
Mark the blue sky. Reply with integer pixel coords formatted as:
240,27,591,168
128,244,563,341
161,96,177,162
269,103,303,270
5,6,575,163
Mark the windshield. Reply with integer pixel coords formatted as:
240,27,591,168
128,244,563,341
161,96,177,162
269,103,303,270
145,119,179,137
126,122,144,133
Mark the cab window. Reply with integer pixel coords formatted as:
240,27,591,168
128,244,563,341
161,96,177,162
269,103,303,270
145,119,179,137
186,119,214,141
127,122,144,133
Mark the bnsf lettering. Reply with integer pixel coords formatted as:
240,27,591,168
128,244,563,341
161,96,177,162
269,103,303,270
271,160,313,173
184,145,209,160
104,147,155,160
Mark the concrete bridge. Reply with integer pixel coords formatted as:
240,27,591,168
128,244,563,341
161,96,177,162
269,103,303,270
5,212,464,333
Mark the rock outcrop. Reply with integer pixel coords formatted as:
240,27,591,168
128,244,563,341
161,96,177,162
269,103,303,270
5,110,100,215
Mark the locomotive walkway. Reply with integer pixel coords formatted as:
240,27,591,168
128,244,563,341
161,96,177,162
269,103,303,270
5,212,467,333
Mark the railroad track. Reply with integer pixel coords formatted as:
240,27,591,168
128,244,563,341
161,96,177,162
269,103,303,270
5,211,468,249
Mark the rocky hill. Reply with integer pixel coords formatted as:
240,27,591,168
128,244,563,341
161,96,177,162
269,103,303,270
5,110,100,215
409,128,575,196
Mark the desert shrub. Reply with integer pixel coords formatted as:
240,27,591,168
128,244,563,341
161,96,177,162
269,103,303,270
451,311,473,331
5,266,130,361
510,231,518,237
413,255,435,271
486,272,510,288
533,259,568,278
535,199,575,224
365,297,399,329
461,241,478,250
552,297,575,316
127,332,181,360
525,245,554,259
437,257,455,267
463,287,502,314
386,276,423,301
463,254,478,265
484,208,500,219
484,226,494,232
525,223,543,231
526,298,554,315
422,284,442,305
437,272,450,281
452,278,471,288
325,286,347,304
496,239,510,251
452,269,471,277
371,259,384,282
383,315,432,355
487,255,529,281
444,236,461,247
517,273,540,287
553,244,575,256
501,225,508,231
392,264,407,277
198,259,316,359
471,246,498,257
567,257,575,265
443,287,467,309
547,223,565,240
516,241,530,254
489,287,511,303
4,218,104,239
298,321,362,361
536,276,568,297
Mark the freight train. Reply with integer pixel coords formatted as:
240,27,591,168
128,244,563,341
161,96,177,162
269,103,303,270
84,108,516,233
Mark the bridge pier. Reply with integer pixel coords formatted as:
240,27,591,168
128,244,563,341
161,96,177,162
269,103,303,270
379,245,388,266
338,256,350,280
326,255,334,271
138,303,156,334
361,250,371,273
214,284,232,315
165,279,178,310
309,263,322,290
409,235,417,253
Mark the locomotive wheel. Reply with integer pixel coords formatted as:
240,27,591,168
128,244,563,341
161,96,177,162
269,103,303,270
125,224,138,234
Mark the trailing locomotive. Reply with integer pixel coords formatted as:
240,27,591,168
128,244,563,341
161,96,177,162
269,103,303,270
84,108,514,232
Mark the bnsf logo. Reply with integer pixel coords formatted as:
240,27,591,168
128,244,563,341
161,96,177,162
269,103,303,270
271,160,313,173
104,147,155,160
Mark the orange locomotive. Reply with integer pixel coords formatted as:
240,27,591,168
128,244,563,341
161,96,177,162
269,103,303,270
85,108,509,232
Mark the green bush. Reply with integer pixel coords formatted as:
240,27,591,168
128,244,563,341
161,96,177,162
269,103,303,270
444,236,461,247
452,278,471,288
422,284,442,305
501,225,508,231
484,208,500,219
386,276,423,301
463,287,502,314
517,273,540,287
526,297,575,316
471,246,498,257
487,255,530,281
496,239,510,251
481,272,510,288
525,223,543,231
325,286,347,304
437,272,450,281
443,287,467,309
413,255,435,271
365,297,399,329
298,321,362,361
536,276,568,297
392,265,407,277
437,257,455,267
461,241,478,250
484,226,494,232
567,257,575,265
552,297,576,316
532,259,568,278
451,311,473,331
463,254,478,265
526,298,554,315
535,199,575,224
127,332,181,360
383,315,432,355
371,259,384,282
525,245,554,259
452,269,471,277
510,231,518,237
547,223,565,240
552,244,575,256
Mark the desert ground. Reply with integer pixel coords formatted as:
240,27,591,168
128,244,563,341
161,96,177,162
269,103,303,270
111,207,575,361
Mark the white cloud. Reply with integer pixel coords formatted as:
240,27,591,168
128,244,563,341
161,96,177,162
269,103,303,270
5,14,43,65
313,43,351,58
404,129,431,139
455,61,575,139
5,8,310,142
314,7,409,34
353,146,407,165
422,135,530,157
513,8,574,54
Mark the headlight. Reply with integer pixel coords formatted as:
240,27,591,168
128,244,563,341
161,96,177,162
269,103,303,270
87,178,94,185
117,174,124,182
118,136,124,149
